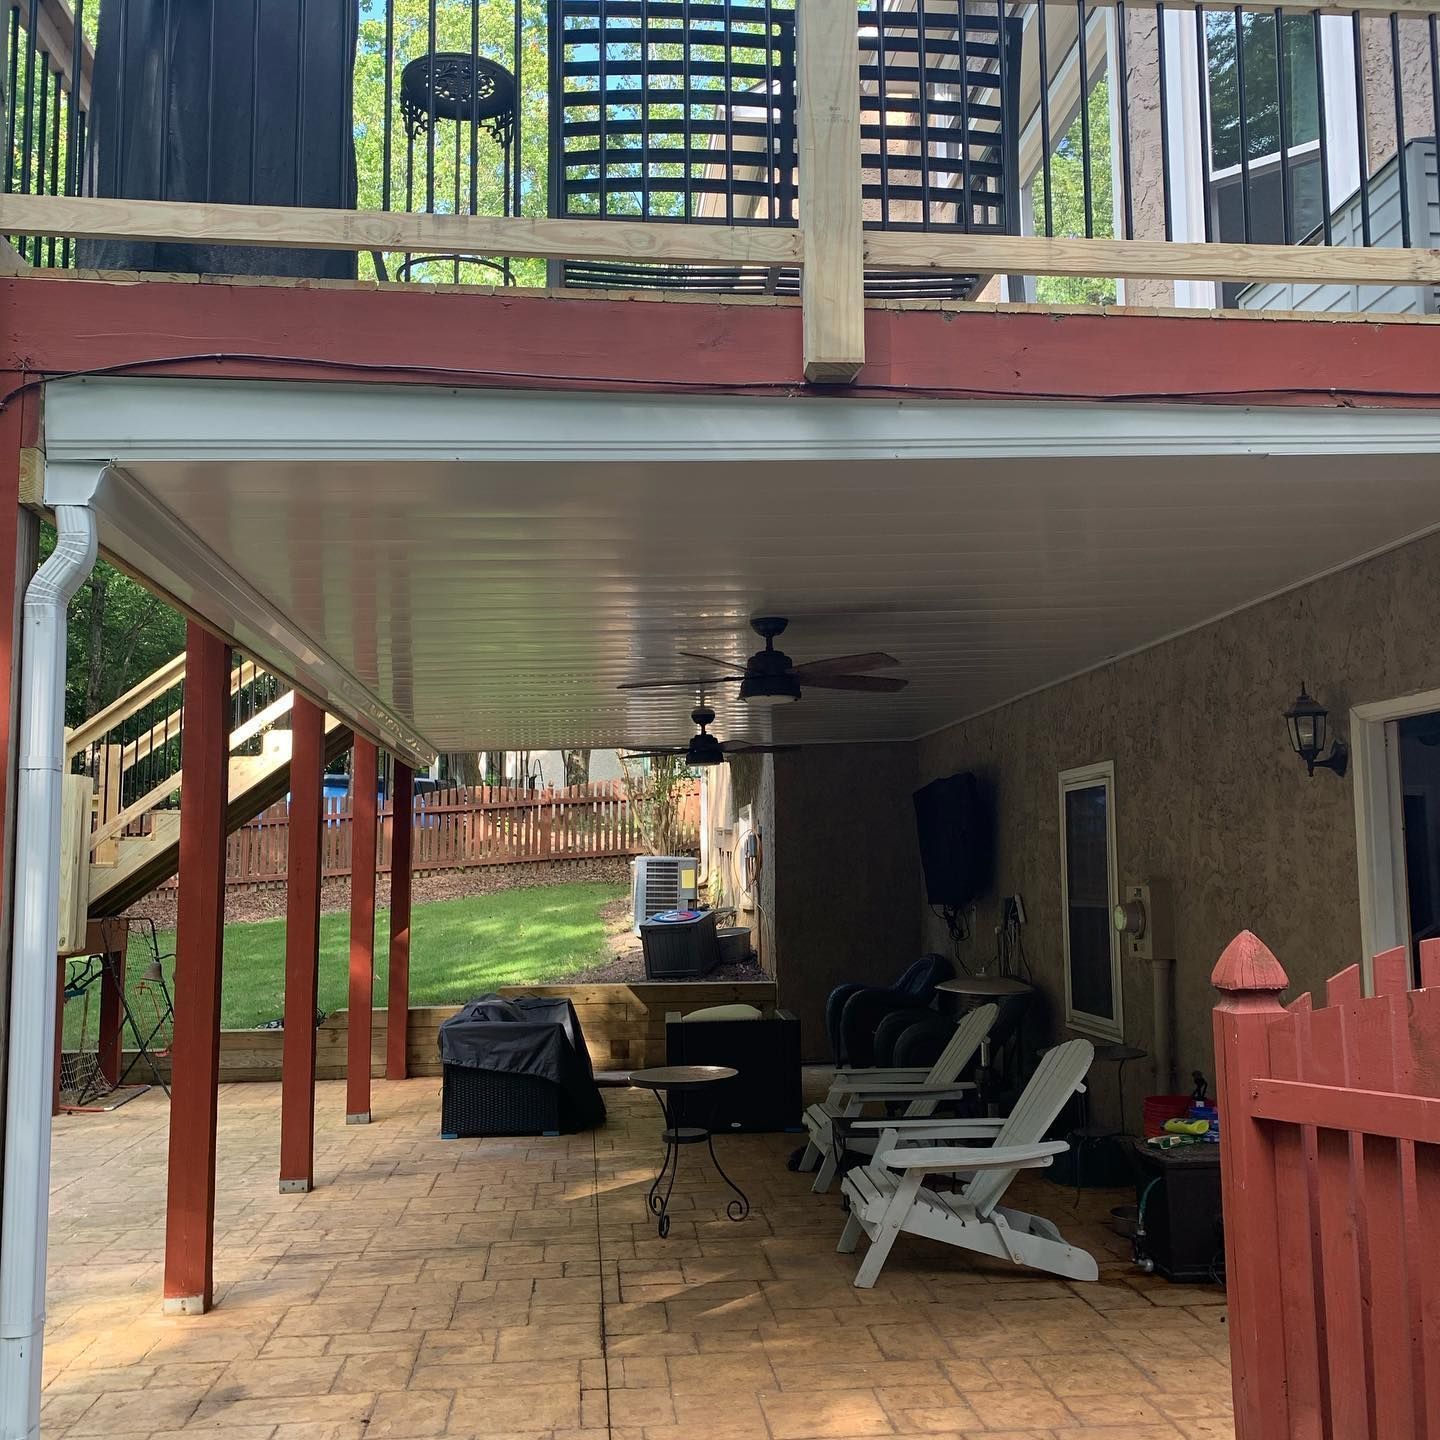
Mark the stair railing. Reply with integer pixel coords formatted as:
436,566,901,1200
66,652,293,865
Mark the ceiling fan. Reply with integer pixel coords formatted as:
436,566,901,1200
622,706,797,768
618,616,907,706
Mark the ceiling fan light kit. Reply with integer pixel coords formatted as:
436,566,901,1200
619,616,909,757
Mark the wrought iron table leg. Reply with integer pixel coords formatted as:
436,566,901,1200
646,1091,680,1238
705,1130,751,1222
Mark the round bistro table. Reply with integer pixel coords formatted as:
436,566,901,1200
630,1065,750,1238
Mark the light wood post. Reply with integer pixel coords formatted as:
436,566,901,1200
163,622,230,1315
1211,930,1292,1440
797,0,865,383
346,737,379,1123
386,762,413,1081
279,696,326,1192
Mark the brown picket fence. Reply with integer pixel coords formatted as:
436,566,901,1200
166,781,700,890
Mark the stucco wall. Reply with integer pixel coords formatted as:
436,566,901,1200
769,744,922,1059
915,529,1440,1128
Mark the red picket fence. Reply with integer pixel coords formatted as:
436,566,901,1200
1213,932,1440,1440
166,781,701,889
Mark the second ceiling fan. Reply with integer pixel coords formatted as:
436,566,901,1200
618,616,908,705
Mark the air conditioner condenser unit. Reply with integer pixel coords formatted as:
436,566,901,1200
632,855,698,935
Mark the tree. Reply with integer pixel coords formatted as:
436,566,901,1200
619,753,691,856
1030,80,1117,306
560,749,590,786
40,526,187,728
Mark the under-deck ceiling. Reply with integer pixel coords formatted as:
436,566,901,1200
42,378,1440,760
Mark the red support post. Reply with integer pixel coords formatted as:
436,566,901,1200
1211,930,1293,1440
346,736,379,1123
163,623,230,1314
386,761,414,1082
279,696,326,1192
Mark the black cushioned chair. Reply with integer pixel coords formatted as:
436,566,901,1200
826,954,953,1069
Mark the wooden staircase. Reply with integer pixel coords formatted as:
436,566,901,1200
62,654,352,930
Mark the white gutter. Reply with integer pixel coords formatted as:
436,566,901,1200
0,502,98,1440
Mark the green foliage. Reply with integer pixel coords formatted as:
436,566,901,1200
40,524,187,729
620,752,693,856
1030,80,1116,306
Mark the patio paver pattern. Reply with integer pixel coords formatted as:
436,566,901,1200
41,1077,1233,1439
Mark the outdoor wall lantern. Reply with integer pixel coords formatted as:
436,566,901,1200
1284,683,1348,778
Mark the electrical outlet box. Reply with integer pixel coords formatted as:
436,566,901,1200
1115,879,1173,962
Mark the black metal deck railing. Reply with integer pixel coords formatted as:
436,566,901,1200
5,0,1440,313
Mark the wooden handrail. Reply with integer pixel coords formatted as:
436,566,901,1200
65,653,186,759
8,0,94,111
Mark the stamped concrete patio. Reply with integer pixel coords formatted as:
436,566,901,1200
40,1078,1232,1440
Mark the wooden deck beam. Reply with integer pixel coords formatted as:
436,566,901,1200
346,738,379,1125
279,696,326,1193
162,623,230,1315
386,763,414,1083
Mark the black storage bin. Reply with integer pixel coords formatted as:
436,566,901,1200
1130,1139,1224,1282
640,909,720,978
441,1065,561,1137
665,1007,802,1131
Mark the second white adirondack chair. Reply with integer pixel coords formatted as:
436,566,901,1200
798,1003,999,1193
837,1037,1098,1288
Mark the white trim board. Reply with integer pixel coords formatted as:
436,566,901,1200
41,377,1440,465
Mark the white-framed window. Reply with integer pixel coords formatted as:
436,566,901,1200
1059,761,1123,1041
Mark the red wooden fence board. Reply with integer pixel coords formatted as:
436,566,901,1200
1373,946,1411,997
1305,999,1375,1439
1422,939,1440,990
1352,989,1416,1440
1265,1009,1328,1440
1216,932,1440,1440
176,781,702,891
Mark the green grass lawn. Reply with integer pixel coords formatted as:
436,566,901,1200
62,881,624,1046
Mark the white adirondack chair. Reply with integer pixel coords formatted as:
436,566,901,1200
799,1002,999,1194
837,1037,1098,1288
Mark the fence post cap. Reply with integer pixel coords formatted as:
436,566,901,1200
1212,930,1289,995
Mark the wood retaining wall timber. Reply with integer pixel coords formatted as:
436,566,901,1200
108,980,778,1082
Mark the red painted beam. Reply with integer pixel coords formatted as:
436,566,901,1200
279,696,326,1192
5,277,1440,410
386,762,413,1083
346,737,379,1123
163,622,230,1315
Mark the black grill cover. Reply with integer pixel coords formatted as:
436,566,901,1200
438,995,606,1132
79,0,358,278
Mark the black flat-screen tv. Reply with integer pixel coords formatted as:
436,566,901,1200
913,771,993,909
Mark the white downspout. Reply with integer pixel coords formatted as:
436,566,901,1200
0,503,98,1440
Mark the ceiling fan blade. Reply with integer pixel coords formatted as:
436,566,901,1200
719,742,800,754
803,673,910,692
792,652,901,680
620,747,688,758
617,674,743,692
677,650,748,673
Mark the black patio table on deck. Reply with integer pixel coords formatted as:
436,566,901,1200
630,1065,750,1238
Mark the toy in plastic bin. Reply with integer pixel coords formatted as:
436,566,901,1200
1147,1073,1220,1148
